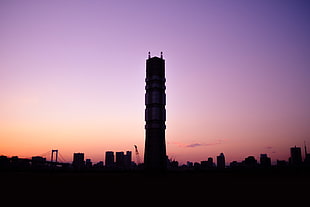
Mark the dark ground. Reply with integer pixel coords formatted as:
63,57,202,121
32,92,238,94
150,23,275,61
1,168,310,205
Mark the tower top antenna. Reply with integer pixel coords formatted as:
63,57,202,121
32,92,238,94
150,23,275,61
148,52,151,59
160,51,163,59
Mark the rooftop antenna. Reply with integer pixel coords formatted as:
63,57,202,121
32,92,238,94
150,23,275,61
148,51,151,59
160,51,163,59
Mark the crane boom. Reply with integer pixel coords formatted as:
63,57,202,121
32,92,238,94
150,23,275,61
134,145,141,165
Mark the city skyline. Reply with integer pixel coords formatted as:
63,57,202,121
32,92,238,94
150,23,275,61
1,1,310,165
1,144,309,169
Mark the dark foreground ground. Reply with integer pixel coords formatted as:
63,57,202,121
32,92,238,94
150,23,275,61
1,168,310,205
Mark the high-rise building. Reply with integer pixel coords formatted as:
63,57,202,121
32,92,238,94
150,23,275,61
304,143,310,165
217,153,226,169
72,153,85,168
105,151,114,168
290,146,302,166
144,52,167,171
124,151,132,168
116,151,124,167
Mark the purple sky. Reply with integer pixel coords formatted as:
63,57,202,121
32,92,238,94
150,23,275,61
1,0,310,164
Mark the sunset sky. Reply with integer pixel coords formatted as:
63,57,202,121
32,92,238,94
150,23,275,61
1,0,310,165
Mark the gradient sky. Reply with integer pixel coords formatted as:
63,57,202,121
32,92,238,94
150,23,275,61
1,0,310,165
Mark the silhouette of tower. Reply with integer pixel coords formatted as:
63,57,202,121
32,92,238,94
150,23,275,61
290,146,302,166
144,52,167,171
217,153,226,169
105,151,114,168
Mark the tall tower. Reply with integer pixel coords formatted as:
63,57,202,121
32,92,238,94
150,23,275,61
144,52,167,170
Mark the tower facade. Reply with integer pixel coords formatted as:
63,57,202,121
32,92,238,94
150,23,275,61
144,52,167,170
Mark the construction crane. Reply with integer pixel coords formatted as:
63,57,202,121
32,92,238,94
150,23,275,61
134,145,141,165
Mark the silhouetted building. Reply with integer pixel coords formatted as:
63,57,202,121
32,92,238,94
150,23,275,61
276,160,288,167
200,161,208,169
194,162,201,169
200,157,214,169
11,156,30,168
31,156,46,168
217,153,226,169
116,152,124,168
114,151,132,168
72,153,85,169
187,161,193,168
260,154,271,168
105,151,114,168
94,161,104,168
290,146,302,166
144,52,167,171
244,156,258,168
304,144,310,166
85,159,92,168
304,154,310,166
0,156,9,168
168,159,179,168
230,161,243,168
124,151,132,168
